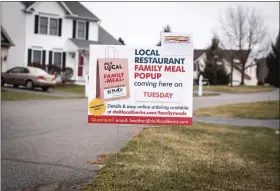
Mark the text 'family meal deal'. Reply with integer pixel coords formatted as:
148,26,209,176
88,34,193,125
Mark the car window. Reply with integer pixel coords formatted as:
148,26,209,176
28,67,49,75
7,67,20,73
18,68,29,74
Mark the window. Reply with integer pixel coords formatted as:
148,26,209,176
18,67,29,74
39,16,59,35
53,52,62,67
49,18,59,35
39,16,48,34
194,63,197,71
77,21,86,39
7,67,20,73
32,50,42,64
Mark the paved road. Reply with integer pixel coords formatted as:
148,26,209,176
1,89,279,190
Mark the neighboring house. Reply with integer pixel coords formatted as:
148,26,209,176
193,49,258,86
1,26,15,72
1,1,122,84
255,57,268,85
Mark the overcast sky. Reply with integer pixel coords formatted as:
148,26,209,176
82,1,279,49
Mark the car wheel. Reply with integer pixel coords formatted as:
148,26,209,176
26,80,34,89
1,77,4,87
42,87,50,91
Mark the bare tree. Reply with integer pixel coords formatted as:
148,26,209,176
118,37,125,45
156,24,171,46
218,5,268,85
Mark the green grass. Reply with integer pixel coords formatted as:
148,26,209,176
193,85,274,93
85,123,280,191
194,101,280,119
52,84,85,95
1,90,84,101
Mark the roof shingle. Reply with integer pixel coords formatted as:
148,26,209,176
98,26,122,45
21,1,100,21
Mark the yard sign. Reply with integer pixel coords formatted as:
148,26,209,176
88,33,193,125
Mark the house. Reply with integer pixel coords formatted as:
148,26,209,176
1,1,122,84
255,57,269,85
193,49,258,86
1,26,15,73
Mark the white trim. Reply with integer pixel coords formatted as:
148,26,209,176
27,2,74,16
38,15,59,36
60,2,74,15
31,48,43,65
38,15,49,35
76,20,86,40
49,17,59,36
38,12,59,17
26,2,39,11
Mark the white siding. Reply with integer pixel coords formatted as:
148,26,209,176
25,2,72,55
1,47,9,72
1,2,26,70
89,22,99,41
25,1,76,79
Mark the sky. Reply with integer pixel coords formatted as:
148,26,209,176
82,1,279,49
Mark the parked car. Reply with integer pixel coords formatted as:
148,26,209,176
1,66,56,91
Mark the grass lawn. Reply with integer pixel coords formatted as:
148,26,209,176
85,123,279,191
193,85,274,93
194,100,280,119
1,90,84,101
52,84,85,95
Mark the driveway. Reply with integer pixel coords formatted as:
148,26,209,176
1,99,143,191
1,89,279,190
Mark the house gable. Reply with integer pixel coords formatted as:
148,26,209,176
21,1,100,21
193,49,252,80
64,2,100,21
98,26,122,45
24,1,71,16
1,26,14,47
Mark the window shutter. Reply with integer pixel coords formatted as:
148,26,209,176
72,20,76,38
85,21,89,40
28,49,32,66
58,18,62,36
49,51,53,65
34,15,39,34
62,52,66,70
42,50,46,69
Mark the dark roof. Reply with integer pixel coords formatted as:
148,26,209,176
21,1,100,21
1,26,14,46
220,49,251,80
98,26,122,45
69,26,122,49
69,39,100,49
21,1,35,8
194,49,206,60
64,2,100,21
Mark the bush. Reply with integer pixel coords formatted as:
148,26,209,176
202,62,230,85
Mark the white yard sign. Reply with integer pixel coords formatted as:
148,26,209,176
88,33,194,125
